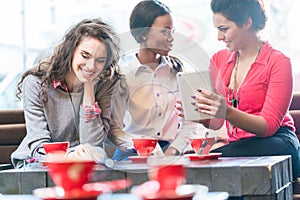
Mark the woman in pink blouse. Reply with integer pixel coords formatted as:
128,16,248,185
176,0,299,180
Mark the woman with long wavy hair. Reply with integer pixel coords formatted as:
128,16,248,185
11,18,122,167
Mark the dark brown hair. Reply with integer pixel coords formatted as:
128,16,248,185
211,0,267,32
129,0,170,43
17,18,121,104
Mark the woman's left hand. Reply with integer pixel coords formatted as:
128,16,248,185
82,76,100,106
192,88,227,119
84,75,100,90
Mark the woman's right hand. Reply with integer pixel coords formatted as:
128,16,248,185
175,90,227,129
175,98,185,118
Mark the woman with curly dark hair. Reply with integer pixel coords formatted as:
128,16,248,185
11,18,122,167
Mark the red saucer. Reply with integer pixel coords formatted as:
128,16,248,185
33,186,102,200
184,153,222,161
128,156,149,163
39,160,50,166
33,179,131,200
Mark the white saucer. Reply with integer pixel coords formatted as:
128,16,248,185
33,186,102,200
131,181,208,200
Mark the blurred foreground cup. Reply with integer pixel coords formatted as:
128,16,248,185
147,156,190,192
46,158,96,193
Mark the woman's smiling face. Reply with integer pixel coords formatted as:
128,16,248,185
213,13,249,52
71,36,107,83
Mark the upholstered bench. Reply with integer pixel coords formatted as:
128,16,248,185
289,92,300,199
289,92,300,141
0,109,116,169
0,109,26,169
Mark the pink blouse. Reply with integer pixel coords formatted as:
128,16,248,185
210,41,295,142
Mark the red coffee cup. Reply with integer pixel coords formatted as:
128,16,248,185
156,164,186,191
43,141,70,154
190,138,215,154
189,138,205,154
147,156,189,192
47,159,96,192
132,138,158,156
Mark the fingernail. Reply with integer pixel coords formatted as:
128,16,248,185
191,102,195,105
197,89,202,92
191,95,196,99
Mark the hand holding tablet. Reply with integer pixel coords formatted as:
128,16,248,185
176,71,213,121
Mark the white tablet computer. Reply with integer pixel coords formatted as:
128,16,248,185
176,71,213,121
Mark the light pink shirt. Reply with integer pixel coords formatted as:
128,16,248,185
109,54,199,153
211,41,295,142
